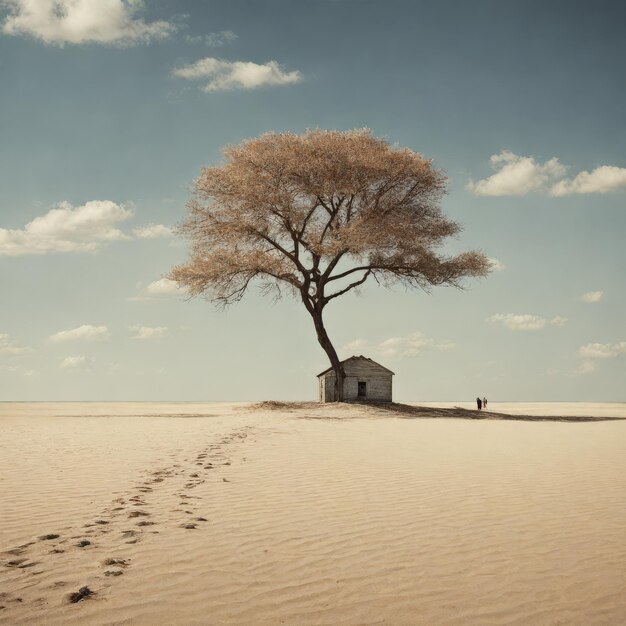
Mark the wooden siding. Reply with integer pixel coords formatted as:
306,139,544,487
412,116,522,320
320,357,393,402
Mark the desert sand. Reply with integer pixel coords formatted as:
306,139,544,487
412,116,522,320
1,401,626,625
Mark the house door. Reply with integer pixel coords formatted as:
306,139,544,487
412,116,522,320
358,381,367,398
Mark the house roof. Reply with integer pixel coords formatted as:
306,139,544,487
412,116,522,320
317,355,395,377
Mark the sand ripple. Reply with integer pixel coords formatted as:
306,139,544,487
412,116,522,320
1,403,625,624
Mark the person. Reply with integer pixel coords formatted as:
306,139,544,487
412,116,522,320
483,397,488,410
476,397,482,410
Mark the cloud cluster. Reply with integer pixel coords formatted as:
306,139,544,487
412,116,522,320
552,166,626,197
133,224,172,239
0,363,37,376
578,342,626,359
468,150,626,197
581,291,603,303
0,333,32,355
341,332,453,360
130,325,168,340
0,201,171,256
2,6,301,93
487,313,567,331
0,201,131,256
172,57,302,92
49,324,110,343
185,30,237,47
379,333,454,359
467,151,566,197
61,355,94,370
146,278,180,295
574,361,597,375
128,278,182,302
1,0,176,46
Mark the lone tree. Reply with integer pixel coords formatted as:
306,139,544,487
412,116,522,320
169,129,489,401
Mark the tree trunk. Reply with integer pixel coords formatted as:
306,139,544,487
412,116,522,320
310,306,345,402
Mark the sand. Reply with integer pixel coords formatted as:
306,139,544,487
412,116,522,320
1,401,625,625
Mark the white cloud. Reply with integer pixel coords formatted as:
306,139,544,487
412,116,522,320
581,290,603,303
578,342,626,359
487,313,546,331
49,324,110,343
172,57,302,92
341,338,369,354
487,313,566,331
2,0,176,46
378,332,454,359
0,333,32,355
575,361,597,375
468,151,626,197
340,332,453,360
488,257,506,272
0,364,37,376
550,316,568,327
551,166,626,196
185,30,237,47
61,355,94,370
467,150,566,196
130,325,168,340
128,277,183,301
145,278,180,295
133,224,172,239
0,201,133,256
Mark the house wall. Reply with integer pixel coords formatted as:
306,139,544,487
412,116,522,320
319,360,392,402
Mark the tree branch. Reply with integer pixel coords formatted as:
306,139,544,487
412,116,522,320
324,269,372,303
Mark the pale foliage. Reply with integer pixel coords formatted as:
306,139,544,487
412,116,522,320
170,129,489,309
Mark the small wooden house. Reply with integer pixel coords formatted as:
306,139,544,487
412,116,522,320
317,356,394,402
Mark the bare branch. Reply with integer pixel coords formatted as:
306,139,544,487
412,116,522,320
324,269,372,303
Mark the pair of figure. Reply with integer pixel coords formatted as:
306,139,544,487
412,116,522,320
476,396,488,410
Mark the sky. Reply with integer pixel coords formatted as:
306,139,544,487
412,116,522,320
0,0,624,402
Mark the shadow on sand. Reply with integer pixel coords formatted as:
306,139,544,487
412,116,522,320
251,401,623,422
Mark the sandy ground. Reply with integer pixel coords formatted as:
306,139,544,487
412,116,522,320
1,401,625,625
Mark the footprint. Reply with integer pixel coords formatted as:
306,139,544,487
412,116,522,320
39,533,60,541
105,570,123,577
136,521,155,527
94,520,109,525
3,542,34,556
102,558,129,567
181,523,197,529
128,510,150,518
3,558,27,568
195,517,208,522
51,581,68,588
68,586,92,604
76,540,91,548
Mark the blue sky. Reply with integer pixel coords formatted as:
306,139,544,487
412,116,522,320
0,0,624,401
